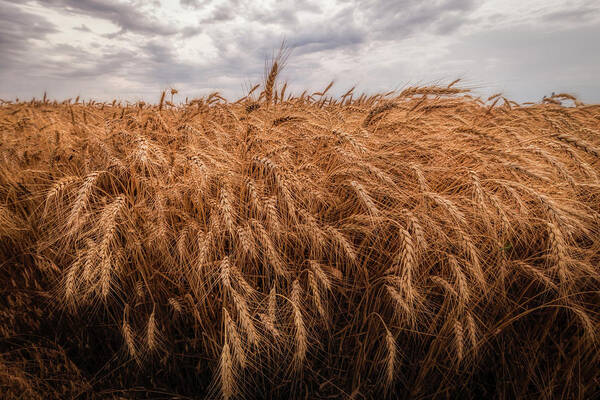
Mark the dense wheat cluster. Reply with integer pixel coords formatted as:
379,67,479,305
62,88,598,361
1,71,600,398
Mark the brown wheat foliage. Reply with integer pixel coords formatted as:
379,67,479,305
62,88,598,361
1,78,600,399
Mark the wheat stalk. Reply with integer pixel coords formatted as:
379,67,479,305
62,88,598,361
291,279,307,368
146,307,159,352
384,326,396,387
122,304,138,361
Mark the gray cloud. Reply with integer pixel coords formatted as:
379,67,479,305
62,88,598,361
290,26,366,55
443,23,600,102
354,0,479,38
542,7,599,23
37,0,184,36
180,24,203,38
0,0,598,103
48,45,135,79
0,1,57,69
194,0,479,64
180,0,204,8
74,23,92,32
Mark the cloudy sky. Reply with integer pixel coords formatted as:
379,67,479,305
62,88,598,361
1,0,599,103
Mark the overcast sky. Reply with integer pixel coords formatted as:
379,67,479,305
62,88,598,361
1,0,599,103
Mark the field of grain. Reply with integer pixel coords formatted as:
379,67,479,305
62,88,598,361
1,69,599,398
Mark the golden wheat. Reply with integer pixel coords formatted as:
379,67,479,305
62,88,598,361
1,77,599,399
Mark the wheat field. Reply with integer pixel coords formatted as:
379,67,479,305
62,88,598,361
1,67,600,399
